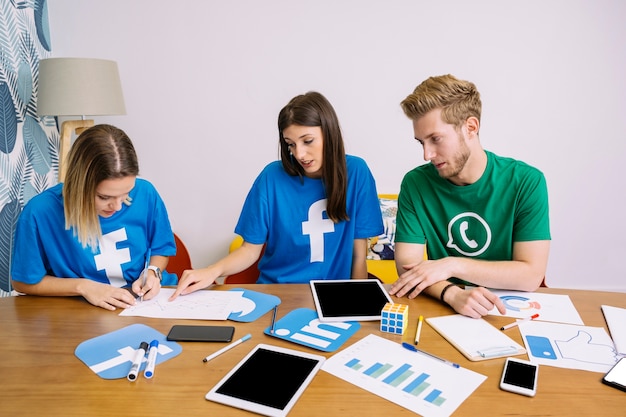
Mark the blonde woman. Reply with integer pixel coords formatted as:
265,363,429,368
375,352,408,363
12,124,176,310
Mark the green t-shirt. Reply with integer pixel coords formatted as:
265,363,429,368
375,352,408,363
396,151,550,263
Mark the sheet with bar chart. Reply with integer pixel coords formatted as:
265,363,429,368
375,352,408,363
322,334,486,417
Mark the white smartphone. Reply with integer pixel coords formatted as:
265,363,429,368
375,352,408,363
499,357,538,397
602,357,626,392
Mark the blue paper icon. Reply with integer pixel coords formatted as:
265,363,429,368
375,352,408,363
75,323,182,379
228,288,281,322
526,335,557,360
264,308,360,352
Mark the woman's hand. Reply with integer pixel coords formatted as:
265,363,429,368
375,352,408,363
131,269,161,301
79,279,138,311
168,268,220,301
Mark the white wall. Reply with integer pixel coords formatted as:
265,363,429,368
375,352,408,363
47,0,626,291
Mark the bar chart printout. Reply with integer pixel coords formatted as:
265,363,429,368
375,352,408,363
323,334,487,417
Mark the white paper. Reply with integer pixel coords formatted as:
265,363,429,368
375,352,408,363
487,290,584,325
119,288,244,320
518,320,619,373
602,305,626,355
322,334,486,417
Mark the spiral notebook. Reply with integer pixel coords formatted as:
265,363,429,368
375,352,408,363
426,314,526,361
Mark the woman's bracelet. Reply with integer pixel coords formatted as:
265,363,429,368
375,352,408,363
440,283,457,305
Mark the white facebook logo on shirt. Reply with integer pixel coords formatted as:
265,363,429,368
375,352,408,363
301,199,335,263
94,228,131,287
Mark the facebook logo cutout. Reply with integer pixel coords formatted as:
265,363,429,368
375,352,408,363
75,324,182,379
264,308,360,352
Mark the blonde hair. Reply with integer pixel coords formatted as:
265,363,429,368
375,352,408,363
401,74,482,129
63,124,139,250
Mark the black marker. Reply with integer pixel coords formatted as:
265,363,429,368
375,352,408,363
127,341,148,381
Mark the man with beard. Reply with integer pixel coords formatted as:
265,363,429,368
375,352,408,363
389,75,551,318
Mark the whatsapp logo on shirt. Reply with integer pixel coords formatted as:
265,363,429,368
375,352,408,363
446,212,491,256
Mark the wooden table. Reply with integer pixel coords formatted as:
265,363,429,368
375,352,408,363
0,285,624,416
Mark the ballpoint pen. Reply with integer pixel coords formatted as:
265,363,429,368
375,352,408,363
203,334,252,363
269,305,278,334
402,342,460,368
140,248,151,302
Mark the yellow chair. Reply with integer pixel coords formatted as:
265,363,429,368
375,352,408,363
366,194,428,283
366,194,399,283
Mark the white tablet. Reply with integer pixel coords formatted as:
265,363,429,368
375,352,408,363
310,279,393,322
205,344,325,417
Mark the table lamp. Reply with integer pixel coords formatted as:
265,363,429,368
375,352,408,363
37,57,126,181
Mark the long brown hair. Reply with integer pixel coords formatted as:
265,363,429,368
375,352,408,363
278,91,348,222
63,124,139,249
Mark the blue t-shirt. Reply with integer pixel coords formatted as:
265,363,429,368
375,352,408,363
235,155,384,283
11,179,178,286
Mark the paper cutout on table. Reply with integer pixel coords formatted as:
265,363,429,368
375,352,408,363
322,334,486,417
518,320,619,373
601,305,626,355
227,288,281,322
426,314,525,361
487,290,584,325
119,288,243,320
75,324,182,379
264,308,360,352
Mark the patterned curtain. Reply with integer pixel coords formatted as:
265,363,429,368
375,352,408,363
0,0,59,295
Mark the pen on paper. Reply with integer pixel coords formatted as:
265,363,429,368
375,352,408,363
203,334,251,363
127,341,148,381
140,248,151,302
143,340,159,379
402,342,460,368
270,305,278,334
414,315,424,345
500,313,539,331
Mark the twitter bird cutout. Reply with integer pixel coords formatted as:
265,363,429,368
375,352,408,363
227,288,281,322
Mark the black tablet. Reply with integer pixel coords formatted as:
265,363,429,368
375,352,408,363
309,279,393,322
205,344,325,417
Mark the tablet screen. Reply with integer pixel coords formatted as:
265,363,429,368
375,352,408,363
310,279,393,322
206,344,325,417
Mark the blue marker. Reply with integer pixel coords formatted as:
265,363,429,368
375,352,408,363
144,340,159,379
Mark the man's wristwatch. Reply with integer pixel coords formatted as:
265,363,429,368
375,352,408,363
147,265,162,282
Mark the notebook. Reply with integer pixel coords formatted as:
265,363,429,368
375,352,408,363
426,314,526,361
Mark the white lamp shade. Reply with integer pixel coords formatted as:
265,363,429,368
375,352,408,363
37,57,126,117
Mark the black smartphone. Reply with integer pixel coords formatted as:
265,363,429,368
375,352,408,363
167,325,235,342
602,357,626,392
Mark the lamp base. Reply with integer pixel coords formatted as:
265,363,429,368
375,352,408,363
58,119,94,182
